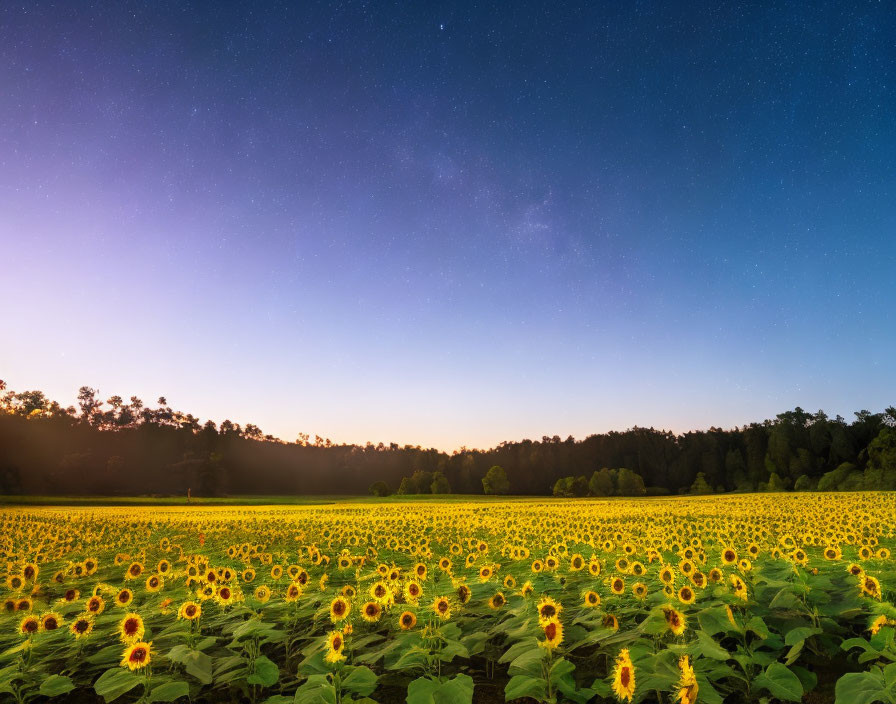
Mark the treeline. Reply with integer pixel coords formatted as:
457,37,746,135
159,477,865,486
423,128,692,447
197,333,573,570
0,380,894,497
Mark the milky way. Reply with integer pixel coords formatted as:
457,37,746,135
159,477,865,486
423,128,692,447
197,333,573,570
1,1,894,449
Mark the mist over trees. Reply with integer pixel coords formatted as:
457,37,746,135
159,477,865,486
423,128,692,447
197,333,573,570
0,380,894,497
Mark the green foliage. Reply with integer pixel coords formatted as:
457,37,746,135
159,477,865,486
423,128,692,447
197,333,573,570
430,472,451,495
690,472,714,494
482,465,510,494
1,379,895,495
588,468,614,496
552,476,589,497
368,481,391,497
616,467,646,496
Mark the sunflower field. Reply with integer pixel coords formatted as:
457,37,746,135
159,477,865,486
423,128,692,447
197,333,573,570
1,493,895,703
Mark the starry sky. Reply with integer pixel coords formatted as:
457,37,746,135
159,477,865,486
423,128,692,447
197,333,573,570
1,1,894,450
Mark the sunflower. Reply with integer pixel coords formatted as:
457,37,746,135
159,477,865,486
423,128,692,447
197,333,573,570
588,558,602,577
324,630,346,663
126,562,143,580
157,559,171,575
632,582,648,600
730,574,748,602
414,562,427,580
115,588,134,607
536,596,562,623
611,577,625,595
677,586,695,605
19,615,40,636
438,557,452,572
746,543,760,559
531,559,544,573
242,568,256,583
824,546,841,561
179,601,201,620
432,596,451,620
270,565,284,580
22,563,38,581
488,592,506,609
456,584,472,604
145,575,163,593
478,565,493,582
584,590,601,608
861,575,882,600
215,584,235,606
539,617,563,650
603,613,619,631
675,655,698,704
847,563,864,577
61,588,80,603
285,582,303,602
361,601,383,623
708,568,723,583
519,581,533,597
40,612,62,631
663,605,686,636
254,585,271,603
721,547,737,565
342,585,357,599
611,648,636,702
569,553,585,571
503,575,516,589
119,613,145,643
121,641,152,670
70,615,94,639
330,596,350,622
659,566,675,585
370,581,391,603
870,615,889,635
16,598,32,612
6,575,24,591
3,599,15,613
399,611,417,630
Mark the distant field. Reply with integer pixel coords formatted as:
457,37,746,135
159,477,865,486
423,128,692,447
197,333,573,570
0,493,528,506
0,493,893,703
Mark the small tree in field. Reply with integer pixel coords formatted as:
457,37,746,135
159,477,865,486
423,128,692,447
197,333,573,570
369,481,391,497
589,468,615,496
690,472,713,495
430,471,451,494
482,465,510,495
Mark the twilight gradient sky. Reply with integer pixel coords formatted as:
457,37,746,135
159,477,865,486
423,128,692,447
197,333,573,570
1,1,894,450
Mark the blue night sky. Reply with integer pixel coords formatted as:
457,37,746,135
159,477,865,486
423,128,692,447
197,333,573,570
1,1,894,450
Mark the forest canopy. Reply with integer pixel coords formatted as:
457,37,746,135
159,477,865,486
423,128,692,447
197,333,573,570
0,380,894,497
